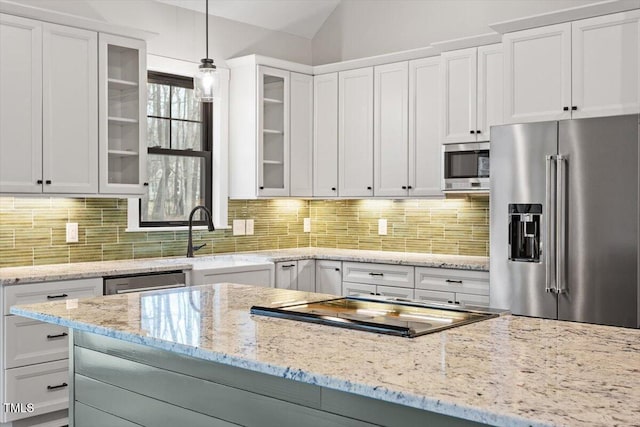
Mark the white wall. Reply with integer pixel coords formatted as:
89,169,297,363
7,0,313,66
312,0,601,65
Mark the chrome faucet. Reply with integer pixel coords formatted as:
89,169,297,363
187,205,215,258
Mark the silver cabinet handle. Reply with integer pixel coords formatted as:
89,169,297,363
556,154,567,294
545,155,556,293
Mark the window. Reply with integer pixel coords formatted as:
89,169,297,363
142,71,212,226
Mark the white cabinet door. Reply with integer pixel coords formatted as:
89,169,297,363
503,23,572,123
455,292,490,307
42,23,98,194
258,66,290,197
476,43,503,141
0,14,42,194
315,260,342,295
313,73,339,197
290,72,313,197
408,57,442,197
98,33,147,195
374,61,408,197
572,10,640,118
275,261,298,290
342,282,376,296
296,259,316,292
441,47,477,143
339,67,374,197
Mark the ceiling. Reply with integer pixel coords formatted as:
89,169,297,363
154,0,341,39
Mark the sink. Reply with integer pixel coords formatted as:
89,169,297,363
161,255,275,287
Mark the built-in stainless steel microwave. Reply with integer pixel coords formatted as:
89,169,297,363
442,142,490,192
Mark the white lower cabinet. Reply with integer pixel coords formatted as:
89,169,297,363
1,278,102,424
341,262,415,298
315,260,342,295
342,282,376,296
415,267,490,307
188,266,274,287
275,260,316,292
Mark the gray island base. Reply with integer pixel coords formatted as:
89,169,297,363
71,331,484,427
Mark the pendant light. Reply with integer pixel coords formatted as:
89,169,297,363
195,0,218,102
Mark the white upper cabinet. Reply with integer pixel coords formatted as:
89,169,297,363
441,44,502,143
313,73,339,197
408,56,443,197
476,44,504,141
258,66,290,197
339,67,374,197
0,14,42,194
289,72,313,197
43,23,98,194
374,61,409,197
99,33,147,195
503,23,572,123
441,47,477,144
571,10,640,118
0,15,98,195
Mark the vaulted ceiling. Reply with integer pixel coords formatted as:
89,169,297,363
154,0,341,39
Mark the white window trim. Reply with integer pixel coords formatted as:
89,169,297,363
127,54,230,232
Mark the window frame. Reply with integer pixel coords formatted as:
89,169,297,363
140,71,213,228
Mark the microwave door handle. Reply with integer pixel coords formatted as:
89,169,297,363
545,155,556,293
556,155,567,294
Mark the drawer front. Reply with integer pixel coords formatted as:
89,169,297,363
4,359,69,422
4,278,102,313
342,282,376,296
415,267,489,295
5,315,69,368
376,285,414,299
414,289,456,304
342,262,414,288
455,292,490,308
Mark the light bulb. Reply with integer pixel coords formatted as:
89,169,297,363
195,59,218,102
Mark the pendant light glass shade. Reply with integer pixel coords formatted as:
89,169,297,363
195,0,218,102
195,58,218,102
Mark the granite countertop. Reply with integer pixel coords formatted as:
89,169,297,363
11,284,640,427
0,248,488,286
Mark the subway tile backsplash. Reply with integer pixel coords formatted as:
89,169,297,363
0,197,489,268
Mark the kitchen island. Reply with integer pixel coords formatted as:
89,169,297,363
10,284,640,427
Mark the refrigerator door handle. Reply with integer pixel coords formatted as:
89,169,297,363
556,155,567,294
545,155,557,293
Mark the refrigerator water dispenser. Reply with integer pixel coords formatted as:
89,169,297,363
508,204,542,262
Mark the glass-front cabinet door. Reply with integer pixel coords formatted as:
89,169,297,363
257,66,289,197
98,33,147,195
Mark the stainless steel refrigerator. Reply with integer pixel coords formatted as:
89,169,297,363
490,114,639,328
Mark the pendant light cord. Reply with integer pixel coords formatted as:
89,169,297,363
205,0,209,59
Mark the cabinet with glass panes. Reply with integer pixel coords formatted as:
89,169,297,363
98,33,147,194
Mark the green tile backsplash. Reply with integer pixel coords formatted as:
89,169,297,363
0,196,489,268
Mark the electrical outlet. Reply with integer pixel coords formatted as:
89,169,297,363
232,219,246,236
303,218,311,233
245,219,254,235
378,219,387,236
66,222,78,243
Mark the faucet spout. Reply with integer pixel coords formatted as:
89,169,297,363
187,205,215,258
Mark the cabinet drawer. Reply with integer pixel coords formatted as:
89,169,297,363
4,278,102,313
4,359,69,422
414,289,455,304
5,315,69,368
342,262,414,288
376,285,414,299
415,267,489,295
342,282,376,296
456,292,490,308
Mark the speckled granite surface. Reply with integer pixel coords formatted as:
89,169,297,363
0,248,488,286
11,284,640,427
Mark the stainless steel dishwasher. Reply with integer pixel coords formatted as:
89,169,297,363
103,271,186,295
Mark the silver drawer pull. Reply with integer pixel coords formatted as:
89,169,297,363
445,279,463,284
47,383,68,391
46,332,68,340
46,294,68,300
368,272,384,276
